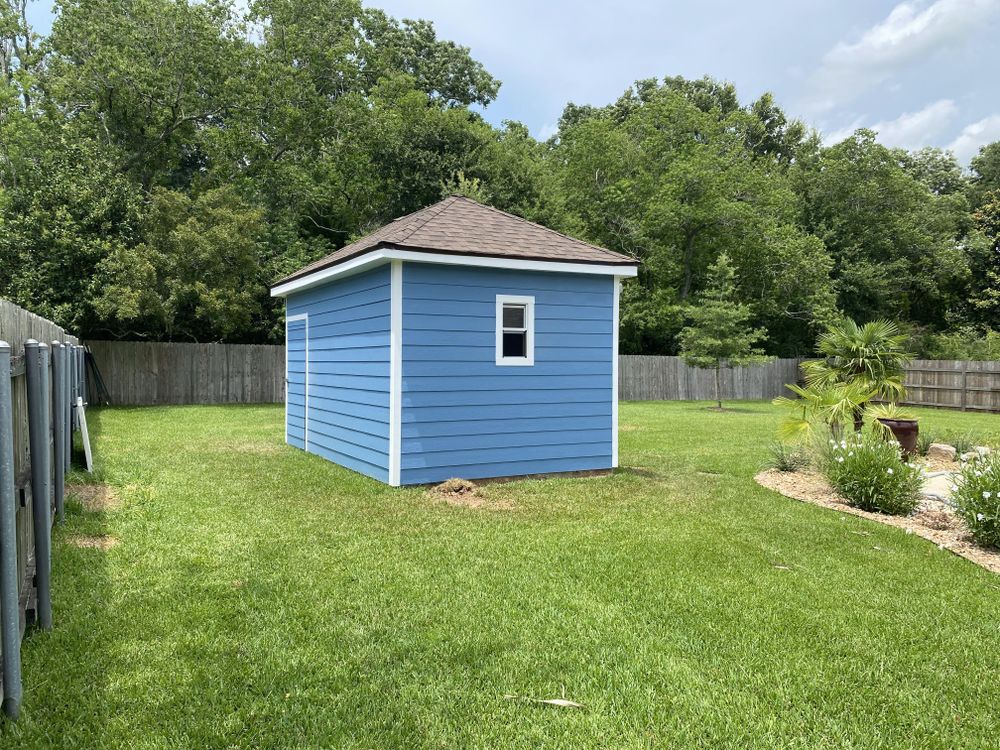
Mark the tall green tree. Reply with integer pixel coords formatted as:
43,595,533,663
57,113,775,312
792,130,971,327
551,78,833,355
970,142,1000,208
678,253,770,410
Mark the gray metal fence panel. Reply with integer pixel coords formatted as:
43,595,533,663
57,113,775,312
0,299,79,718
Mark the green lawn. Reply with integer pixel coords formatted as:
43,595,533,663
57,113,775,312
4,402,1000,748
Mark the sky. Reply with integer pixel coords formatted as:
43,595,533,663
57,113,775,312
26,0,1000,164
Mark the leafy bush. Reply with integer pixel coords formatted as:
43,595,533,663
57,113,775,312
823,434,923,515
951,454,1000,549
765,443,810,472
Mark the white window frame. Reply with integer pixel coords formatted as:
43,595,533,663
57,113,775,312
496,295,535,366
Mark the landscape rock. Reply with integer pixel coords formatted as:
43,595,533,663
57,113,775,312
926,443,957,462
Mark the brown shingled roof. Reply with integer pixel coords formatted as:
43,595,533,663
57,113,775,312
274,196,638,287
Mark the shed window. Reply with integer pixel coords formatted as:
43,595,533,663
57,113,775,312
496,295,534,366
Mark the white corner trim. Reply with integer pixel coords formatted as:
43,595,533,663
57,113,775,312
612,277,621,468
285,313,309,450
388,261,403,486
271,247,638,297
495,294,535,367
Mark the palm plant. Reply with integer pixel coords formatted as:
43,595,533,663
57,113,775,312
800,318,912,431
773,380,876,442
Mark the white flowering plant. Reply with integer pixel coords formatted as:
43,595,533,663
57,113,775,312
822,433,923,515
952,453,1000,549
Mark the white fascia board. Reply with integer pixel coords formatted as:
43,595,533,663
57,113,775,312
271,247,638,297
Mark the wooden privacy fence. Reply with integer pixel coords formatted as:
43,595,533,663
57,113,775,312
0,299,84,719
86,340,285,406
899,359,1000,412
83,343,999,410
618,356,804,401
618,356,1000,411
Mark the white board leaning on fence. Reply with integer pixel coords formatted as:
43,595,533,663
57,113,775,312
75,396,92,472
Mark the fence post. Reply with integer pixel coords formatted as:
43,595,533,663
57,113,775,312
24,341,53,631
960,366,968,412
51,343,66,522
0,341,22,719
65,342,74,468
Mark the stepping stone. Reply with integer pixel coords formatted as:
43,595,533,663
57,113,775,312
922,471,957,502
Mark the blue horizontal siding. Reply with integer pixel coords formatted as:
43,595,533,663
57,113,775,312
401,414,611,439
402,456,611,485
286,265,391,482
400,263,614,485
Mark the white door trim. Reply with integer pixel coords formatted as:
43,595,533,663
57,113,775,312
286,313,309,449
612,278,621,468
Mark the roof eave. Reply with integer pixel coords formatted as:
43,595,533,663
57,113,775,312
270,244,638,298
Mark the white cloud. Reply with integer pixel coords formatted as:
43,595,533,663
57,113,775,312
948,114,1000,163
822,99,957,147
536,122,559,142
806,0,1000,113
870,99,958,148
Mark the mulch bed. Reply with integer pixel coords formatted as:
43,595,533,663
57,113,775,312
755,469,1000,575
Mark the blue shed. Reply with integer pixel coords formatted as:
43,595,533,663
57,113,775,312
270,196,639,486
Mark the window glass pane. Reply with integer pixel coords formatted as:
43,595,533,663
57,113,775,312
502,332,526,358
502,304,525,329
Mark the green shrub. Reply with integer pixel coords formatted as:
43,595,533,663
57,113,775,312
823,433,923,515
765,442,810,472
916,429,939,457
951,454,1000,549
941,431,982,455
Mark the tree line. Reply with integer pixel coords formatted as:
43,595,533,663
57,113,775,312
2,0,998,357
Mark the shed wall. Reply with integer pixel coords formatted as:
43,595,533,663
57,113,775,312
400,263,614,484
286,265,391,482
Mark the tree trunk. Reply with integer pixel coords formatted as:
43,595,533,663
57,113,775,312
715,362,722,410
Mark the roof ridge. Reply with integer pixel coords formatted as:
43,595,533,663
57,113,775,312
447,196,637,262
390,195,458,244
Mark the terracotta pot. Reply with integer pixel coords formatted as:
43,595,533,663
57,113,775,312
877,418,919,457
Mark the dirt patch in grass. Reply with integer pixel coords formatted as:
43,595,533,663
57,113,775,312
68,483,121,512
755,469,1000,575
66,534,120,550
427,478,514,510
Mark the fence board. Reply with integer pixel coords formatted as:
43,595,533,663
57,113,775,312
86,340,285,406
618,355,1000,411
899,359,1000,412
618,356,804,401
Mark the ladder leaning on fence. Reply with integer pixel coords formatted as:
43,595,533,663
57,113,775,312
0,300,88,720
